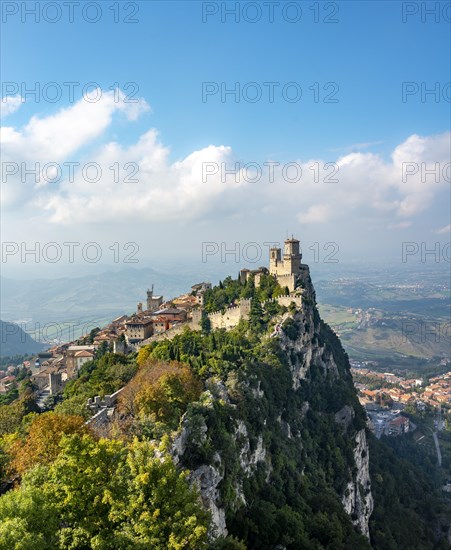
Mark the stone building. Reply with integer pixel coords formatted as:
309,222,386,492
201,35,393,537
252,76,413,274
151,307,187,323
66,345,97,378
74,350,95,370
269,237,309,292
191,282,212,305
172,294,198,311
239,267,269,286
269,238,300,291
147,285,163,311
125,318,154,344
239,237,308,292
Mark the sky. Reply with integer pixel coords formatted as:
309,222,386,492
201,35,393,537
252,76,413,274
1,0,450,279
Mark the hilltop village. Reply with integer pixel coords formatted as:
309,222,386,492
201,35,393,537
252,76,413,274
2,235,448,438
1,238,307,407
351,362,451,439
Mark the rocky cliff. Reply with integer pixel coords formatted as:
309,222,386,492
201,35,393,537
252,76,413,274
172,269,373,547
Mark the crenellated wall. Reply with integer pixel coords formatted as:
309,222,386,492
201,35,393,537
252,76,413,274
205,299,250,329
191,295,303,331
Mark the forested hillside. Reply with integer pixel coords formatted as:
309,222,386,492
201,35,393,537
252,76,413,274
0,274,449,549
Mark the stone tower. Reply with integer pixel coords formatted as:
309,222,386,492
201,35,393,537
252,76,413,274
269,246,282,274
146,285,154,311
283,238,301,275
267,236,305,292
146,284,163,312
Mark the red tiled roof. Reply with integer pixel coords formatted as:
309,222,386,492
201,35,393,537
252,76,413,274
74,350,94,358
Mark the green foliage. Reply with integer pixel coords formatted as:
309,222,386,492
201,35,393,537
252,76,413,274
2,271,448,549
118,361,203,437
202,273,284,314
54,393,91,418
369,435,451,550
145,309,373,548
200,310,212,334
0,387,18,406
0,394,39,436
146,325,255,381
51,353,137,420
0,434,210,549
281,318,299,340
248,298,264,332
208,536,247,549
62,353,136,401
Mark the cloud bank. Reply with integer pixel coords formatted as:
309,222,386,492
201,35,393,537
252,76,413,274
1,91,449,239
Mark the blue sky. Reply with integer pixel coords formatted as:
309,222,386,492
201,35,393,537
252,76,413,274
1,1,450,276
3,1,449,159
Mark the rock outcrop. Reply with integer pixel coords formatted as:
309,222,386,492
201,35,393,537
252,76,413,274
342,429,374,538
173,268,373,541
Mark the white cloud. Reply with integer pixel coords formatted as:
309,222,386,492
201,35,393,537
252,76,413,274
1,89,149,162
387,221,412,229
0,95,23,117
298,204,332,224
42,137,241,224
1,95,449,246
435,224,451,235
1,89,150,206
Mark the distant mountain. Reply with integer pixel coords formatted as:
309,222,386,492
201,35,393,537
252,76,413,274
0,267,196,328
0,320,46,357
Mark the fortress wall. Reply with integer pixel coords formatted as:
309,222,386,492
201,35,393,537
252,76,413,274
209,305,245,330
206,295,302,331
140,323,189,345
161,295,303,335
275,273,296,291
274,295,302,308
191,309,202,331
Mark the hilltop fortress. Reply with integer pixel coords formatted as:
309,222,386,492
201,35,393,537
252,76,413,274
190,237,310,332
28,236,310,408
88,236,311,346
239,237,309,293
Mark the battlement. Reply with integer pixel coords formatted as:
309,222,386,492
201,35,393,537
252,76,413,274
207,298,251,319
208,305,239,318
191,294,302,332
262,294,302,304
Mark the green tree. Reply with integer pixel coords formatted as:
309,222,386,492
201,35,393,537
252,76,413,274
8,412,89,475
248,298,264,332
0,434,210,549
200,311,212,335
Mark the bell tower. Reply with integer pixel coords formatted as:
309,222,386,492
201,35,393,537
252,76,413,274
269,246,281,275
283,238,301,275
146,284,154,311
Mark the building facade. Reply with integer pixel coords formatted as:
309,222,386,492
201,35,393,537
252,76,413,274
147,286,163,311
125,318,154,344
239,237,309,292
